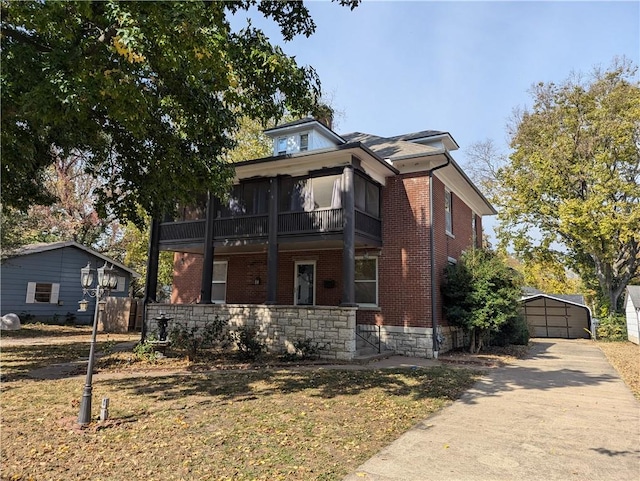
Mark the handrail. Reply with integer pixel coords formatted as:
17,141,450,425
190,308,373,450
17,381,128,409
355,325,381,353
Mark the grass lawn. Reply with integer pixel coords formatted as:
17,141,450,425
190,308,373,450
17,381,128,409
597,340,640,399
1,325,480,480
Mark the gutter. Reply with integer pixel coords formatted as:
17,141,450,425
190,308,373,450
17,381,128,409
428,153,451,358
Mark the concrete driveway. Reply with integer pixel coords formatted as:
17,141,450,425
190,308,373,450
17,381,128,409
344,339,640,481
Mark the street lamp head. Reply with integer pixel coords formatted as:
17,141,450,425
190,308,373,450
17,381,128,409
97,262,108,288
106,265,119,290
81,262,94,289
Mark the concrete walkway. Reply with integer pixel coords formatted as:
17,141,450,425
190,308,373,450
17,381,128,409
344,339,640,481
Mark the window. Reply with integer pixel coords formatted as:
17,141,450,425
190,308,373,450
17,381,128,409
211,261,228,303
114,276,126,293
220,181,269,217
26,282,60,304
445,189,453,235
471,214,477,247
355,257,378,306
277,137,287,155
279,175,342,212
280,177,312,212
300,133,309,151
355,175,381,218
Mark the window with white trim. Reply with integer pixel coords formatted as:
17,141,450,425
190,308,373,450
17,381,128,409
300,133,309,151
277,137,287,155
355,257,378,306
26,282,60,304
114,276,126,293
211,261,228,303
445,189,453,235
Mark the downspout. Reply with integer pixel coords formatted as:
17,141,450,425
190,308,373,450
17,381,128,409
428,154,451,359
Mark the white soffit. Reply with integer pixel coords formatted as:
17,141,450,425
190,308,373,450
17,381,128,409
392,152,495,216
233,147,395,185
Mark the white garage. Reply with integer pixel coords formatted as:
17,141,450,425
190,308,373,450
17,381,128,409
522,294,592,339
625,286,640,345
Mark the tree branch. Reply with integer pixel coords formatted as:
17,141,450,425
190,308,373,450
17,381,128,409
1,24,53,52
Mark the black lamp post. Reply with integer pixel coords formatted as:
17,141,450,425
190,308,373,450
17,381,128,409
77,261,118,426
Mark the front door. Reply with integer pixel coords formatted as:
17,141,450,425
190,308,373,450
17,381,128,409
295,261,316,305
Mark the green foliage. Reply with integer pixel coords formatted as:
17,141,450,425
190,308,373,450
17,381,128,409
596,315,628,342
133,339,159,363
169,316,229,361
117,210,173,299
490,315,530,347
281,338,320,361
231,326,265,361
1,1,359,222
496,58,640,315
442,249,524,353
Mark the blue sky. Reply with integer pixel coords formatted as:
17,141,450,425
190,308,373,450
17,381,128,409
231,1,639,233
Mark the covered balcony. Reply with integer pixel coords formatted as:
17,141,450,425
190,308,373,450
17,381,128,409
158,170,382,253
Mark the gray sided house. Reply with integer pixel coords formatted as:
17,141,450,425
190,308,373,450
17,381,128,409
1,241,139,325
625,286,640,345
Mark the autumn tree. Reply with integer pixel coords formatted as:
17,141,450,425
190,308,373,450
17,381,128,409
497,59,640,314
1,0,359,223
1,154,112,252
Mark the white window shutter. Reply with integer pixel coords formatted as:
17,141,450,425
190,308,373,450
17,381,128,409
26,282,36,303
117,276,126,292
50,283,60,304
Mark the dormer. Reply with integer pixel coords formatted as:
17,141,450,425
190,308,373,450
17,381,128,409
264,118,346,156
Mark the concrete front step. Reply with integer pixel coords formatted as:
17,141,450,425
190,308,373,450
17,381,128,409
352,349,395,364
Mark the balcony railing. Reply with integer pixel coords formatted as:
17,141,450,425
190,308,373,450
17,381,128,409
215,214,268,238
159,208,381,244
278,208,343,235
355,210,382,239
159,220,205,242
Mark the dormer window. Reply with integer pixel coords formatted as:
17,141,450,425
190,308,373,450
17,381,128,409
277,137,287,155
300,133,309,152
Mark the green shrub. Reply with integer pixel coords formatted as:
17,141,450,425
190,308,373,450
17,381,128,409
491,314,530,346
169,316,229,361
442,248,524,353
231,326,265,361
281,338,319,361
133,339,159,363
596,315,627,341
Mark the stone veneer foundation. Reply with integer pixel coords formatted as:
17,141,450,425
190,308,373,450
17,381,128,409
146,304,463,360
146,304,357,361
357,324,463,358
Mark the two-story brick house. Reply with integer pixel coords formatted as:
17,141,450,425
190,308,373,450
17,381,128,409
144,118,495,360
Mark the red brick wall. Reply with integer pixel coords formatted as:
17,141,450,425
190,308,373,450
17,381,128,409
431,176,475,328
171,252,203,304
368,173,432,329
171,249,346,306
359,173,480,330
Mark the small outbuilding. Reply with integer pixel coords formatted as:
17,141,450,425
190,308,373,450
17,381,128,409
624,286,640,345
522,294,592,339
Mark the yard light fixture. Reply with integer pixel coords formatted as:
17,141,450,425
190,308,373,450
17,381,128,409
77,261,118,426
